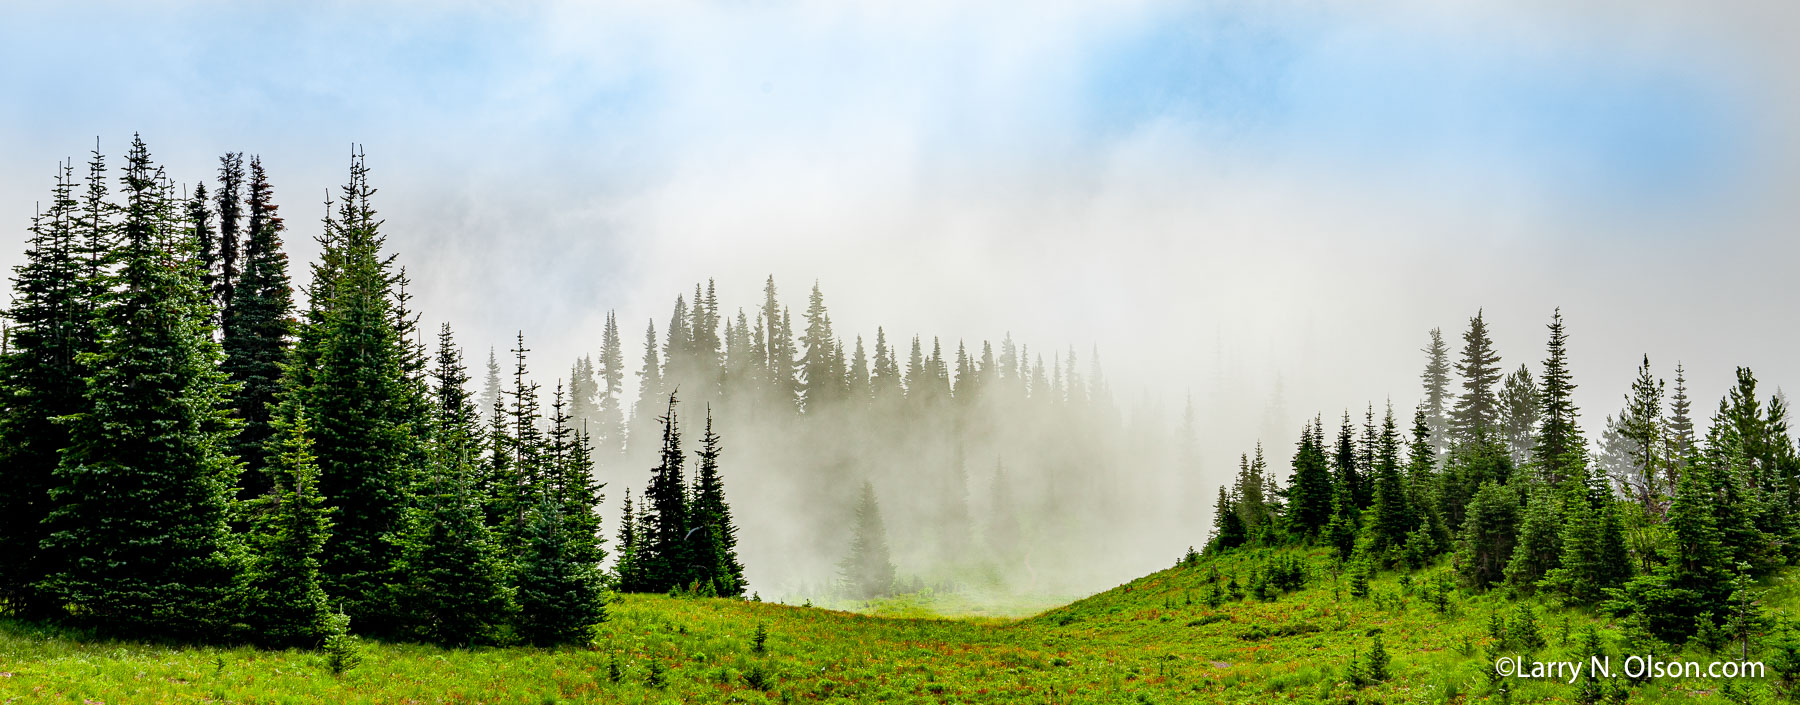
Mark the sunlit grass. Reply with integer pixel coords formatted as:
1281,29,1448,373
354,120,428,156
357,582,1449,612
1,549,1788,703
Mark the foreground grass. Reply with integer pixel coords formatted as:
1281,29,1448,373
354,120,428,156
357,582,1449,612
3,549,1794,703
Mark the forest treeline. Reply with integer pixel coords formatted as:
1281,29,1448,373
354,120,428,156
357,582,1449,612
0,137,1179,647
1207,309,1796,648
0,138,760,647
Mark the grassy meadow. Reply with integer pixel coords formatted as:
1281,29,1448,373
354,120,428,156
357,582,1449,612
4,547,1794,703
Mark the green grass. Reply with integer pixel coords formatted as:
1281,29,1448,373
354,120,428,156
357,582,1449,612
3,549,1795,703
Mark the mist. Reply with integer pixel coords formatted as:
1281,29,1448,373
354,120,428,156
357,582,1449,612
6,1,1800,602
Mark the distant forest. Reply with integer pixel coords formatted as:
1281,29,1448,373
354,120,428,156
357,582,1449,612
0,138,1185,647
1207,308,1795,647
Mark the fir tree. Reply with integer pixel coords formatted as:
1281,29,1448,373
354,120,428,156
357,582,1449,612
1449,310,1503,448
1498,365,1539,470
1334,412,1366,510
37,135,244,638
614,487,644,592
1421,327,1453,458
1285,418,1334,539
1534,309,1584,484
397,324,512,646
1366,404,1414,558
688,408,746,596
295,149,427,634
245,410,332,648
839,480,897,599
631,319,664,455
213,152,245,316
641,394,692,591
221,155,294,494
0,159,93,616
1456,480,1520,590
1504,485,1563,592
595,310,626,455
514,496,608,646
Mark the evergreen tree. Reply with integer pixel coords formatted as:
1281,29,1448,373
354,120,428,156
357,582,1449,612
293,150,427,634
396,324,511,646
1615,355,1667,517
641,394,692,591
1404,408,1448,553
688,408,746,596
514,496,608,646
1333,412,1367,510
1322,484,1359,561
1421,327,1453,458
213,152,244,316
1534,309,1584,484
37,136,244,638
1455,480,1519,590
221,155,294,494
1366,404,1414,558
631,320,664,455
839,480,896,599
1505,485,1563,592
595,310,626,455
614,487,644,592
0,159,93,616
1498,365,1539,470
1285,418,1334,539
245,410,332,648
1449,310,1503,448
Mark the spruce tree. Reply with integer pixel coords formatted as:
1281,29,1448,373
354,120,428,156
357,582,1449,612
642,394,692,591
1534,309,1584,484
1498,365,1540,470
1366,404,1413,558
1504,485,1563,592
688,408,746,596
1616,355,1667,516
221,156,294,494
1333,412,1366,511
631,320,664,455
1285,418,1334,539
213,151,244,316
295,150,427,634
614,487,644,592
595,310,626,455
38,136,244,638
1449,310,1503,448
0,160,93,616
245,410,332,648
515,496,608,646
397,324,511,646
1455,480,1520,590
839,480,897,599
1421,327,1453,458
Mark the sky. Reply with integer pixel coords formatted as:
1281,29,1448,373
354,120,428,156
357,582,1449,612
3,0,1799,486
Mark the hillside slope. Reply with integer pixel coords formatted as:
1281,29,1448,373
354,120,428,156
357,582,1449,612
3,548,1793,703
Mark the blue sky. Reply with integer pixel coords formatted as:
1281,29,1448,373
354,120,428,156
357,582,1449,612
0,1,1791,460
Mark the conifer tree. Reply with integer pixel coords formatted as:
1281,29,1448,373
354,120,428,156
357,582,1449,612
595,310,626,454
1455,480,1519,589
514,496,608,646
1207,486,1247,553
396,324,512,646
1322,484,1359,561
1534,309,1584,484
799,282,841,412
293,149,427,634
1449,310,1503,448
631,320,664,455
213,152,244,316
38,136,244,638
614,487,644,591
1505,485,1563,592
1333,412,1366,510
1286,419,1334,539
1366,404,1413,558
1403,408,1447,552
246,410,332,648
688,408,746,596
1498,365,1539,470
1616,355,1667,516
839,480,897,599
642,394,692,591
0,160,92,616
221,156,294,493
1421,327,1453,458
